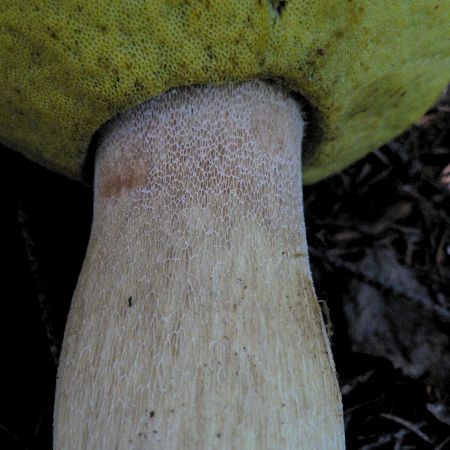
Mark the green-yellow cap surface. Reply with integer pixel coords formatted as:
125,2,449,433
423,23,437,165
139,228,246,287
1,0,449,184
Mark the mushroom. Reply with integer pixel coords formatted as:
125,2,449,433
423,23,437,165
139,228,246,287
1,1,449,448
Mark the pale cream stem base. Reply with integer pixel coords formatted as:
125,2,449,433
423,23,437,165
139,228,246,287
54,81,344,449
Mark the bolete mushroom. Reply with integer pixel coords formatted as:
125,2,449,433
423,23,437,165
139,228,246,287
1,1,449,448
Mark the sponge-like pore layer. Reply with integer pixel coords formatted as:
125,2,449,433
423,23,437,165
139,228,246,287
0,0,449,183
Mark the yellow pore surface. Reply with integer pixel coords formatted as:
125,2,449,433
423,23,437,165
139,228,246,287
1,0,449,183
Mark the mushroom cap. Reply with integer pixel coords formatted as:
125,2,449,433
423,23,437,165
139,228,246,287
1,1,449,184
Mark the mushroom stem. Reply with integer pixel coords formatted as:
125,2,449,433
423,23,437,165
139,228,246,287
54,81,344,449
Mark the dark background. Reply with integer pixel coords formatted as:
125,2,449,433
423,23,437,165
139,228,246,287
1,90,449,449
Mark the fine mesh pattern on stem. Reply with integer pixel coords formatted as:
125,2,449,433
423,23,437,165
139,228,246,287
54,81,343,449
97,81,305,243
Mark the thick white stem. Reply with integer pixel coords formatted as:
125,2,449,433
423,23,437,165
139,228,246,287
54,81,344,449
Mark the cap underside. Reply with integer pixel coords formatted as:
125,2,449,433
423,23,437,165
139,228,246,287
1,0,449,184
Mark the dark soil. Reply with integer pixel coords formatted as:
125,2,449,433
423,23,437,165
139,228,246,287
0,89,449,449
305,88,450,450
